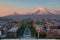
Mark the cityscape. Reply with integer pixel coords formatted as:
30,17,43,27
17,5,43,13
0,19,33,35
0,0,60,39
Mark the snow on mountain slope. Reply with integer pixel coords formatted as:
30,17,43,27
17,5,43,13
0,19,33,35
28,7,60,15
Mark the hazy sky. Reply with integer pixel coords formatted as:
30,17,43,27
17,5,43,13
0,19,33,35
0,0,60,16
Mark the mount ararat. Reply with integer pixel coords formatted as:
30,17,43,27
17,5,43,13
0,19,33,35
1,7,60,20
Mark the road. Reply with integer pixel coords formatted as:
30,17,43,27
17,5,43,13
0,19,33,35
21,25,35,39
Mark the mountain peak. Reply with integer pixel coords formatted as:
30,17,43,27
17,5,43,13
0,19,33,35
38,7,47,12
38,7,46,10
29,7,60,15
5,12,20,16
13,12,19,15
32,7,48,14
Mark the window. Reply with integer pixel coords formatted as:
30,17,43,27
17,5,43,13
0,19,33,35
0,31,1,35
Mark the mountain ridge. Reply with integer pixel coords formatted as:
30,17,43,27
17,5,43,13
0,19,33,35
27,7,60,15
1,7,60,20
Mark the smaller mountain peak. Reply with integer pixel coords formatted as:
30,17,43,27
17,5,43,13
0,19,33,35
13,12,19,15
7,12,19,16
13,12,21,15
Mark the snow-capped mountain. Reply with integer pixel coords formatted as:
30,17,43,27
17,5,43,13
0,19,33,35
48,10,60,14
1,7,60,20
28,7,60,15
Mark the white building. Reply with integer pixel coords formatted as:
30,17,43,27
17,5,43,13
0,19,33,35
35,24,44,31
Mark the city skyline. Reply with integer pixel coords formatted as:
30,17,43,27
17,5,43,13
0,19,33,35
0,0,60,16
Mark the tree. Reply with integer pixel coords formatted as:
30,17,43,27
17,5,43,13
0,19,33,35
39,31,47,38
17,21,26,37
28,23,38,38
40,21,47,30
